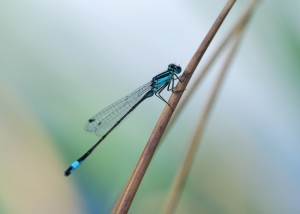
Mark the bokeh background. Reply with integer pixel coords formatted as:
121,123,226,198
1,0,299,213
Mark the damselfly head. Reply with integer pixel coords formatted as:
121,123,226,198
168,64,182,74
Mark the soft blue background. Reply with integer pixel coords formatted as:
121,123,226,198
0,0,299,213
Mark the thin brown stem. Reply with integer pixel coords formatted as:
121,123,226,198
166,0,259,134
112,1,236,213
162,1,259,213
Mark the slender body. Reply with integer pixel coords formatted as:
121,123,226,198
65,64,182,176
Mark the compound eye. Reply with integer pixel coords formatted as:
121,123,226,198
168,64,175,69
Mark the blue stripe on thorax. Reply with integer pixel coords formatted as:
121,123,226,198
152,71,172,85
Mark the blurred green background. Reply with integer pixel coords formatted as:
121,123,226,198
0,0,299,213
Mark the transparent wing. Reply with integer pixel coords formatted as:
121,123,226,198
84,81,153,136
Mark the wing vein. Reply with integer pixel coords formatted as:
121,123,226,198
84,81,153,136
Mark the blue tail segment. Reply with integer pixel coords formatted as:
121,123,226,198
65,161,81,176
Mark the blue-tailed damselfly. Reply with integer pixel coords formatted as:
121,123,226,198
65,64,182,176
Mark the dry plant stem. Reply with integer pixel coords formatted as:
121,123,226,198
112,1,236,213
162,2,259,213
163,32,243,214
166,0,259,133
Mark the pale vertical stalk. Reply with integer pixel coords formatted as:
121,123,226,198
163,31,243,214
162,1,259,212
112,1,236,213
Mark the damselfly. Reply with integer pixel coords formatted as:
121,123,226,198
65,64,182,176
